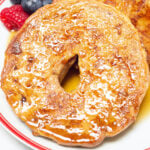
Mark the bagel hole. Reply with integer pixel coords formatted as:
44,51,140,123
61,56,80,93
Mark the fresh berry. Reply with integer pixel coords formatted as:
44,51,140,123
0,5,29,30
21,0,43,14
10,0,21,4
42,0,52,6
21,0,53,14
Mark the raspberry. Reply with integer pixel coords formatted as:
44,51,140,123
0,5,29,30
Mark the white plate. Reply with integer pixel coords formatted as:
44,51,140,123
0,1,150,150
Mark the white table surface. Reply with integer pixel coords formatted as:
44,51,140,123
0,125,32,150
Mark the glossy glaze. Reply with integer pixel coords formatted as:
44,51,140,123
1,0,149,147
8,23,150,121
55,0,150,63
61,65,80,93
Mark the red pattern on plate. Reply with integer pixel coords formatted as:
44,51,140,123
0,113,50,150
0,0,49,149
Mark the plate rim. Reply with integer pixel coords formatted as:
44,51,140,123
0,1,50,149
0,113,51,150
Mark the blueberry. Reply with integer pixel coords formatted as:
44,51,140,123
21,0,43,14
42,0,52,6
10,0,21,4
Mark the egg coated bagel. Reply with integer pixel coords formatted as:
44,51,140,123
1,0,149,147
54,0,150,63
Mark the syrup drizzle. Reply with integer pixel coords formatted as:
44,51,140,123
8,31,150,121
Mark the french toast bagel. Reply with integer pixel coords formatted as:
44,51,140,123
1,0,149,147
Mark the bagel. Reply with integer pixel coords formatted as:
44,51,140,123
99,0,150,63
54,0,150,63
1,0,149,147
100,0,150,63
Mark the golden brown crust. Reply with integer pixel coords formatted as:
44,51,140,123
99,0,150,63
54,0,150,63
129,0,150,63
1,0,149,147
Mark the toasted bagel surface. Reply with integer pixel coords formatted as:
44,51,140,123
54,0,150,63
1,0,149,147
100,0,150,63
98,0,150,63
